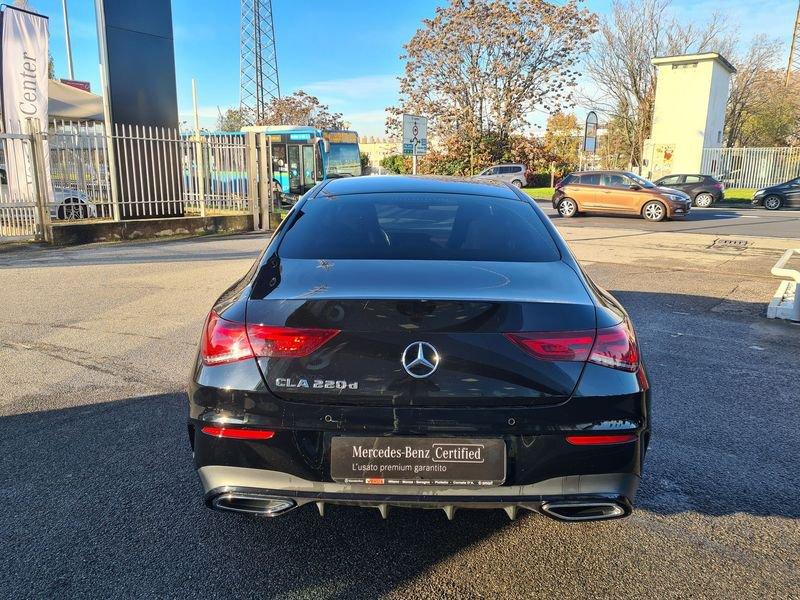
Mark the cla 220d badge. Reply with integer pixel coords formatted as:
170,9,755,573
402,342,440,378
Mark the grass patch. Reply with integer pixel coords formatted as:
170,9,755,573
722,188,755,202
522,187,554,200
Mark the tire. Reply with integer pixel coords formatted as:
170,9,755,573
694,192,714,208
764,195,783,211
511,179,523,188
57,199,87,220
558,198,578,218
642,200,666,222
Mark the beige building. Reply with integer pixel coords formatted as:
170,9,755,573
644,53,735,180
359,138,401,172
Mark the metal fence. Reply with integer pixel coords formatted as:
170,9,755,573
0,130,44,240
47,119,251,222
701,147,800,189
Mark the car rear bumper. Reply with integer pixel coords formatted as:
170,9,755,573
188,361,650,520
199,466,639,521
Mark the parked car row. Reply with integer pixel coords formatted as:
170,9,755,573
551,170,692,222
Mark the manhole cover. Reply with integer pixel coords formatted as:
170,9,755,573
712,238,748,249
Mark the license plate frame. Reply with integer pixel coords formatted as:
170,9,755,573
330,436,506,487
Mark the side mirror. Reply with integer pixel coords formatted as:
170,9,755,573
629,184,641,190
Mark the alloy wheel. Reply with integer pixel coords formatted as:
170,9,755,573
643,201,665,222
558,199,577,217
695,193,713,208
764,195,782,210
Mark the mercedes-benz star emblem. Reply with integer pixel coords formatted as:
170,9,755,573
401,342,440,379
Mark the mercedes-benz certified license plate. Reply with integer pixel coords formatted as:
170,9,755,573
330,437,506,486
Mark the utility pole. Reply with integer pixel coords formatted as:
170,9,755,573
786,1,800,86
62,0,74,79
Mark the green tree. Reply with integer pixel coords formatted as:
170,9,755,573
388,0,597,163
726,37,800,147
543,112,581,172
261,91,348,129
380,154,410,174
216,107,252,131
585,0,734,167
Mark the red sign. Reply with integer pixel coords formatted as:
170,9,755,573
60,78,91,92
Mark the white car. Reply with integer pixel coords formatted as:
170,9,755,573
49,187,98,220
0,166,98,220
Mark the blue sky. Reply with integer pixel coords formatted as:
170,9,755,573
33,0,796,136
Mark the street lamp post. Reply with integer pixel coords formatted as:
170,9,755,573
62,0,74,79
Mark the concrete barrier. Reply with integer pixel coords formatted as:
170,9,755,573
768,248,800,322
50,214,254,246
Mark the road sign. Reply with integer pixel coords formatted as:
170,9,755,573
402,114,427,156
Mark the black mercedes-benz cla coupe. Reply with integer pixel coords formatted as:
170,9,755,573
188,176,651,522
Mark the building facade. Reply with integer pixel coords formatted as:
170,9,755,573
644,53,735,180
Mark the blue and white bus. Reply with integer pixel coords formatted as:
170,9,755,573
243,125,361,198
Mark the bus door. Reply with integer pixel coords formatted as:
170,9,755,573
301,144,317,193
287,145,302,195
271,143,288,193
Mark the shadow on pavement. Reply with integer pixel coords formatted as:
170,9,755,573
0,393,511,598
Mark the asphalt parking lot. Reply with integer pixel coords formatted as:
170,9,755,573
1,215,799,599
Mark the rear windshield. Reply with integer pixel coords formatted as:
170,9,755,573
278,192,560,262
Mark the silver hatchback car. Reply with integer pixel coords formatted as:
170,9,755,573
474,164,528,188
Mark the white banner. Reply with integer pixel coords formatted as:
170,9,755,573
1,6,53,203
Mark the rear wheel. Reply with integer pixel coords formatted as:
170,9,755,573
694,192,714,208
642,200,666,222
764,195,783,210
558,198,578,218
511,179,523,188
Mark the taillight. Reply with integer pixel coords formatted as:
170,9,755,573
505,330,595,361
247,324,340,358
201,311,254,365
505,321,639,372
200,311,340,365
565,434,637,445
589,321,639,372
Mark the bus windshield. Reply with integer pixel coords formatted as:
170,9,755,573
327,143,361,177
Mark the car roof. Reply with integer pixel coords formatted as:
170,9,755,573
319,175,521,199
571,170,631,175
657,173,706,177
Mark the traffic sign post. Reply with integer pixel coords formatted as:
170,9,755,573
402,114,427,175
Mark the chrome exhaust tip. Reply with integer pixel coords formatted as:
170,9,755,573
540,500,627,522
211,493,296,517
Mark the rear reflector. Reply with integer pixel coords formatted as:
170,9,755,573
505,320,639,372
200,310,339,365
565,434,637,445
201,426,275,440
